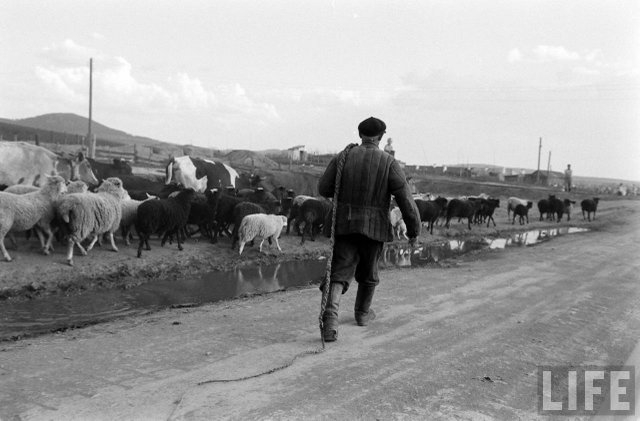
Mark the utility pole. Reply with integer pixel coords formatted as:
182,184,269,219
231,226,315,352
547,150,552,186
536,137,542,184
87,58,94,158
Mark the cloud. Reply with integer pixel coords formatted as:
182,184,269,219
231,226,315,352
40,38,102,67
532,45,580,62
34,39,279,125
507,48,523,63
507,45,581,63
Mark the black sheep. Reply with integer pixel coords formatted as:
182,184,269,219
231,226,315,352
581,197,600,222
475,198,500,227
230,201,266,249
445,199,479,230
415,197,448,235
211,194,247,243
186,189,220,240
135,188,196,257
298,198,332,243
512,202,533,225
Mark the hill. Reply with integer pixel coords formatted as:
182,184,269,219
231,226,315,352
0,113,178,149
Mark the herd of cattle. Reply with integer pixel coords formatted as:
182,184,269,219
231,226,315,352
0,141,602,265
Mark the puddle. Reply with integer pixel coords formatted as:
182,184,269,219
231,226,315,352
0,227,589,341
0,260,327,341
381,227,590,267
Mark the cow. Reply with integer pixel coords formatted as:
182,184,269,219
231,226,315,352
86,156,133,183
165,156,240,191
0,141,98,187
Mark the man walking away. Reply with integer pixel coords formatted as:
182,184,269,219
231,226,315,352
318,117,421,342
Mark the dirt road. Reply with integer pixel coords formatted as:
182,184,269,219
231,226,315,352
1,201,639,420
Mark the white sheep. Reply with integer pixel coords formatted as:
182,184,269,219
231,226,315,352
389,206,409,240
56,177,127,266
0,175,67,261
238,213,287,255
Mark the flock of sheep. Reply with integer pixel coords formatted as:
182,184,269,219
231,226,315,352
389,193,601,240
0,173,602,266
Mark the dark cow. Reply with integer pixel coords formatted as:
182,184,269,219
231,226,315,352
415,197,448,235
445,199,479,230
86,156,133,182
118,174,179,199
165,156,241,191
581,197,600,222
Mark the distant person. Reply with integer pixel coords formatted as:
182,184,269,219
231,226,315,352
383,137,395,156
317,117,420,342
564,164,573,192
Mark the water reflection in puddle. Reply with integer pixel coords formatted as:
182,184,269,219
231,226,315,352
380,227,590,267
0,260,327,341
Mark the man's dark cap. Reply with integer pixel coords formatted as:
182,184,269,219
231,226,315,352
358,117,386,137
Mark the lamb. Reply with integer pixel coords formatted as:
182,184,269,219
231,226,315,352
581,197,600,222
56,177,127,266
0,175,67,261
238,213,288,255
507,197,531,220
135,188,196,257
512,202,533,225
389,206,408,240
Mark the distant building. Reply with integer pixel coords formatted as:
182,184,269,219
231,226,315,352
287,145,307,162
524,170,565,186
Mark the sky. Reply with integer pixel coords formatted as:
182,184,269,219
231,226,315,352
1,0,639,181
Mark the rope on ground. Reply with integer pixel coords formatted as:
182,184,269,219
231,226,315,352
196,347,325,385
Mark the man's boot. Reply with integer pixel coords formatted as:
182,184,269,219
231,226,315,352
322,283,343,342
354,284,376,326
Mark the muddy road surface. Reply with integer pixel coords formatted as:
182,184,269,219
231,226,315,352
0,200,639,419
